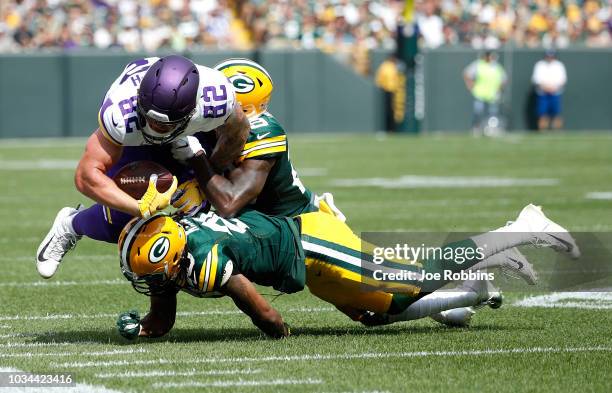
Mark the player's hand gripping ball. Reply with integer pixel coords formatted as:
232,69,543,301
112,160,174,199
137,174,178,218
117,310,142,340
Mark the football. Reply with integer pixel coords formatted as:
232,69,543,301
112,160,174,199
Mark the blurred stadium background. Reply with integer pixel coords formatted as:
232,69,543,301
1,1,611,392
0,0,611,137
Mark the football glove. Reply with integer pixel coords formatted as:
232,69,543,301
138,174,178,218
117,309,141,340
171,179,208,216
171,136,204,163
283,322,292,337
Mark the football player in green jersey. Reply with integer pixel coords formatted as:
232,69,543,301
116,205,579,339
170,58,344,220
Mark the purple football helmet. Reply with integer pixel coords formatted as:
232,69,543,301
137,55,200,144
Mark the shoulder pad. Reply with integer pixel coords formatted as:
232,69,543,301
98,98,127,145
186,66,237,133
197,243,233,293
97,93,145,146
240,114,287,161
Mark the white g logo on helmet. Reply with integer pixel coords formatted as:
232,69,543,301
149,237,170,264
229,75,255,93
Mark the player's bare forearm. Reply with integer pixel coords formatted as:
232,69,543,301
189,153,274,217
209,105,250,171
221,274,289,338
139,293,177,338
74,130,140,216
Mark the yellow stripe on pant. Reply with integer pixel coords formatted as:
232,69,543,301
299,212,420,314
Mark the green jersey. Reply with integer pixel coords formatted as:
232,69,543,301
237,112,314,217
177,210,305,298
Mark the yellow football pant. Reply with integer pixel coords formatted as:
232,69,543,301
298,212,420,314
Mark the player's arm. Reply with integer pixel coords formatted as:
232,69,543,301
220,273,289,339
188,152,275,217
139,292,178,338
209,103,250,172
75,129,177,218
116,292,177,340
74,129,141,216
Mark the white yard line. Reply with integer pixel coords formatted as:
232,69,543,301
4,255,112,262
0,331,58,339
0,237,40,244
0,367,124,393
0,341,99,349
152,378,324,389
0,348,147,359
0,307,335,322
330,175,559,189
585,192,612,200
514,292,612,310
95,368,261,379
0,159,78,170
55,346,612,369
0,279,124,288
0,137,87,148
384,223,612,232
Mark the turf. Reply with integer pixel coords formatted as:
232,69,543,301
0,132,610,392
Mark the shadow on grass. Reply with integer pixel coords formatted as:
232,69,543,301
28,322,525,345
293,323,518,337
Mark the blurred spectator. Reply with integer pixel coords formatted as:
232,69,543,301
375,54,403,131
417,1,444,48
0,0,243,53
0,23,17,52
532,50,567,131
0,0,610,55
463,51,507,134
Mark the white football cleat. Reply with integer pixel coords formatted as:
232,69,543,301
430,307,475,327
513,204,581,259
499,248,538,285
471,247,538,285
477,288,503,309
36,205,83,279
430,281,502,327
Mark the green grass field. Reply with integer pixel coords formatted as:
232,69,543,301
0,132,611,392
